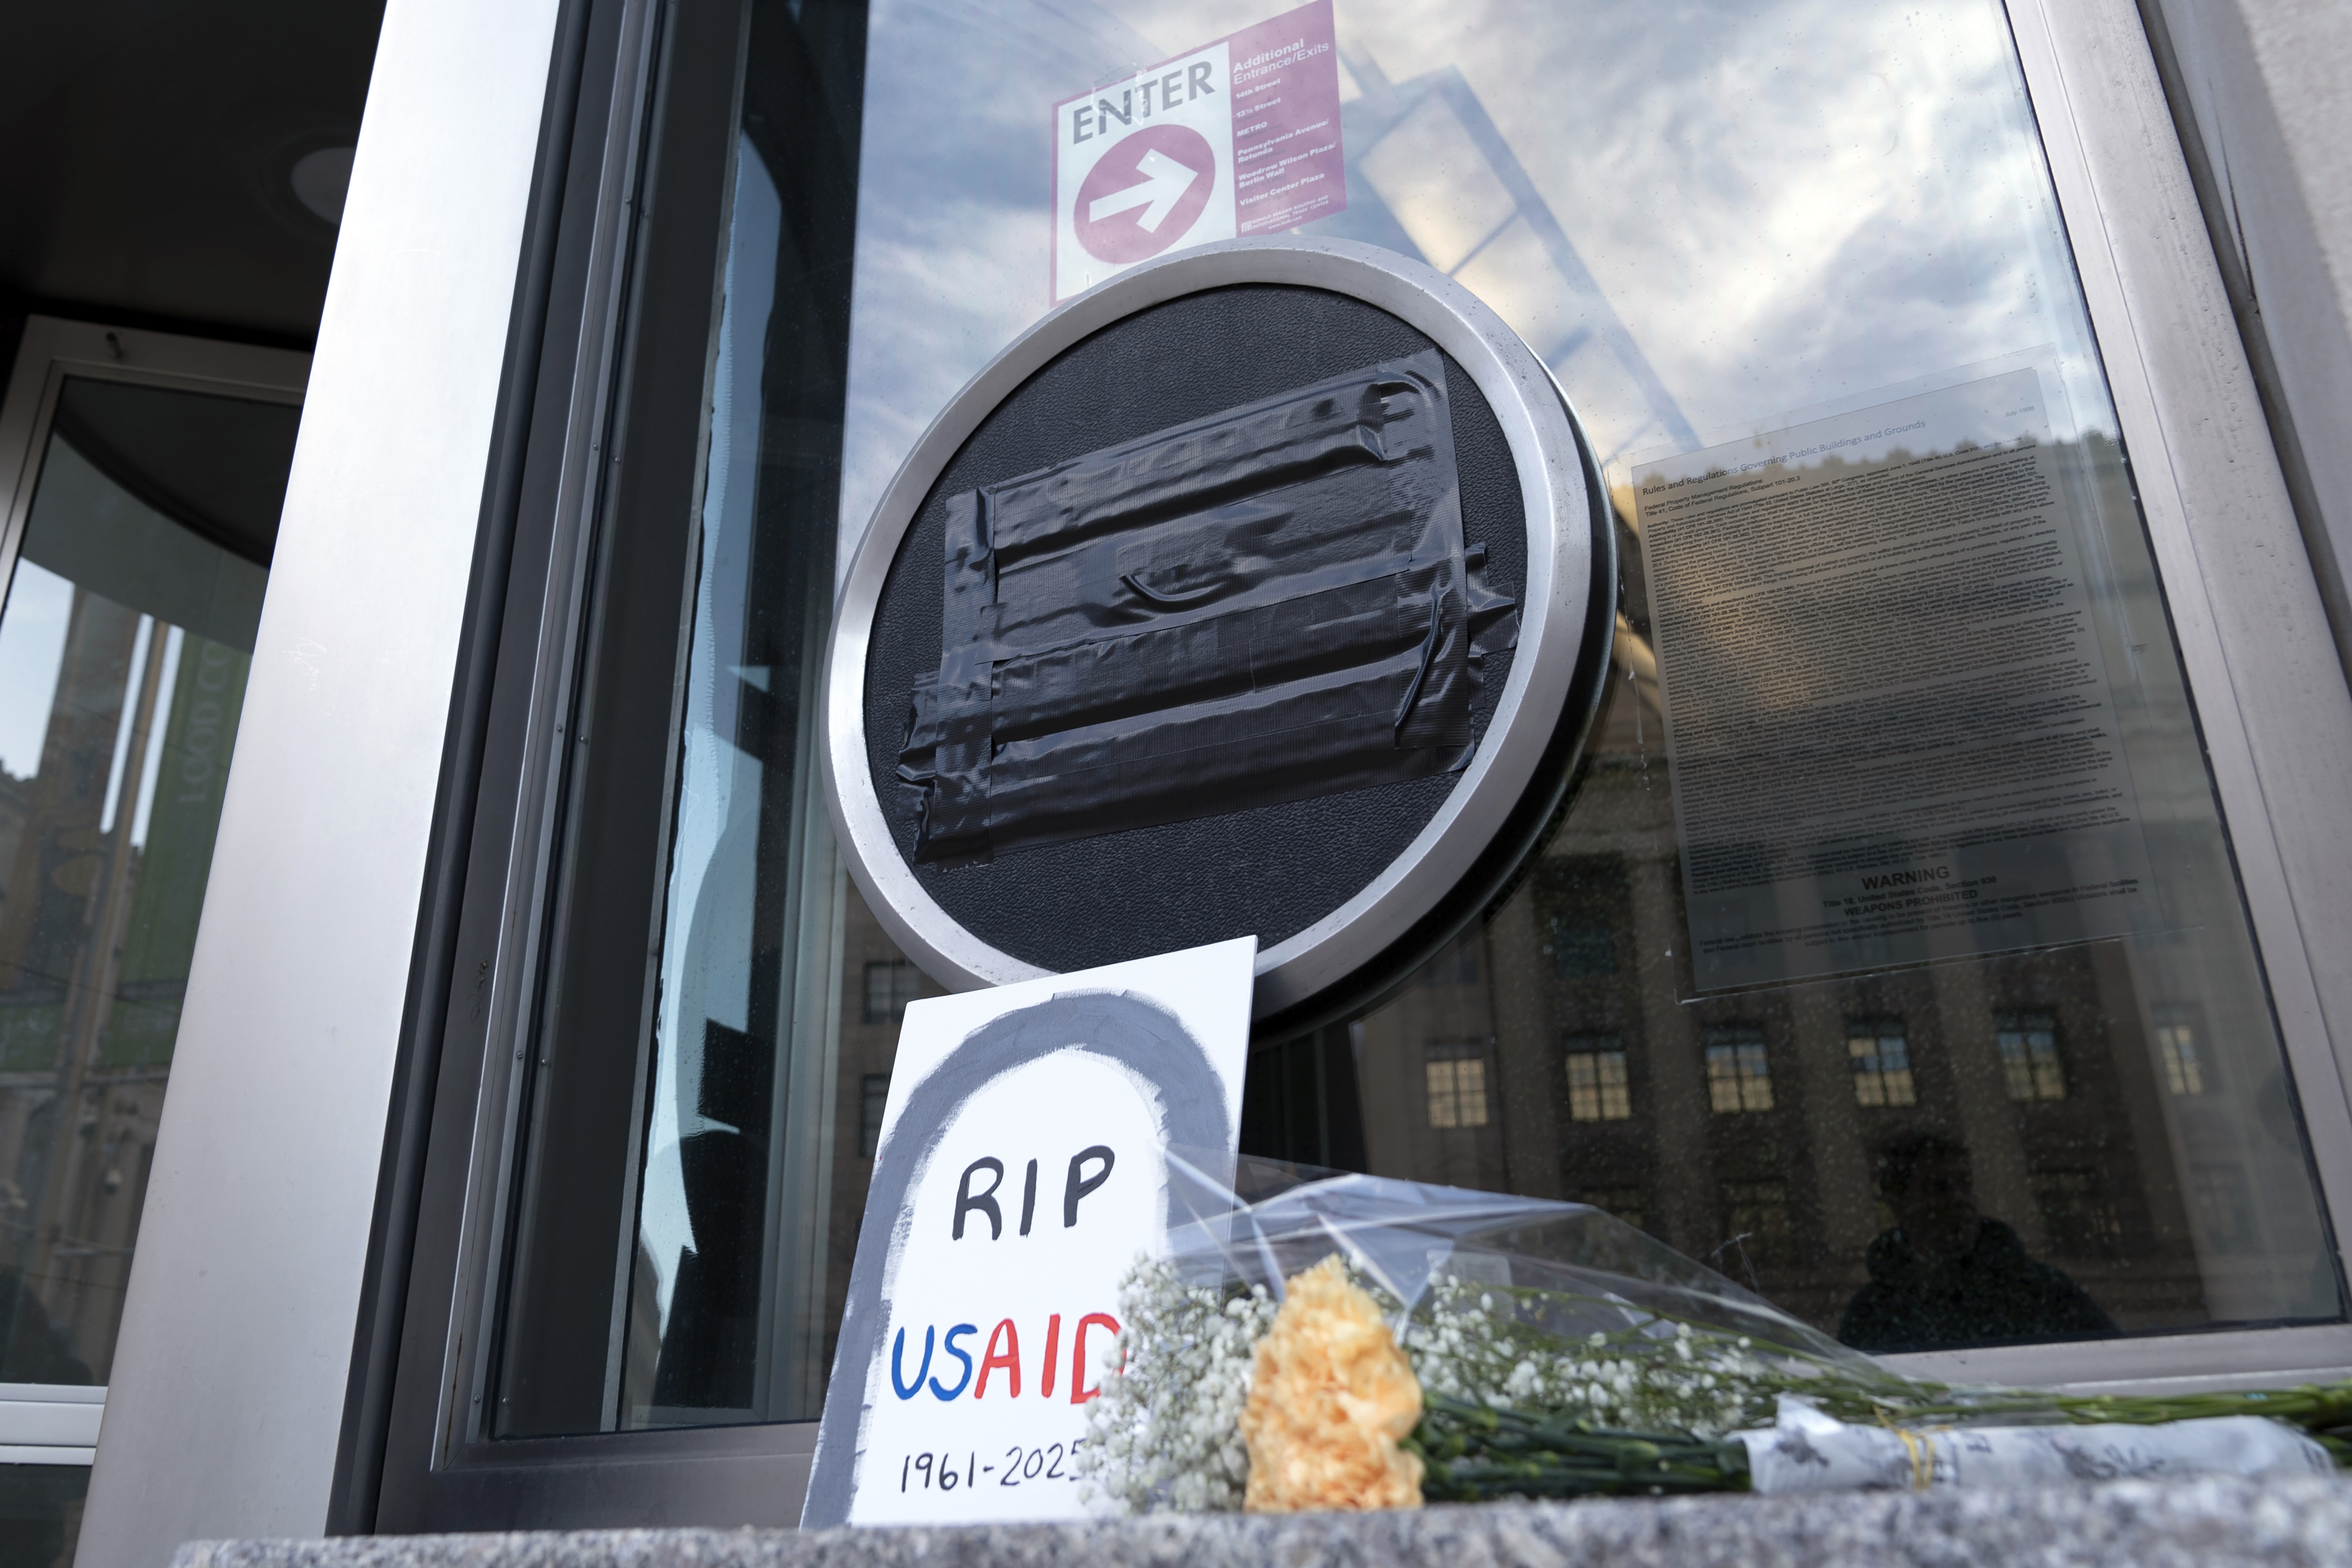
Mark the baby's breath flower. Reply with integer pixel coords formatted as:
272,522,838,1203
1074,1256,1276,1514
1399,1272,1825,1438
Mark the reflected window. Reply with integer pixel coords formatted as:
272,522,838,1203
1704,1028,1773,1114
1997,1013,2067,1102
1847,1020,1916,1107
2154,1006,2206,1096
861,960,920,1026
1537,858,1627,983
1425,1041,1489,1129
1564,1038,1631,1122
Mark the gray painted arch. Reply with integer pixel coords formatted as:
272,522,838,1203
801,990,1232,1527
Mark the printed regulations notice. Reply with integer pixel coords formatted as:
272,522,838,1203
1634,367,2157,992
1051,1,1345,302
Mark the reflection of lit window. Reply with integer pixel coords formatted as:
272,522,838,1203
1996,1013,2066,1100
1565,1038,1631,1121
862,960,922,1025
1548,918,1616,978
2153,1007,2205,1096
2032,1168,2124,1258
1704,1028,1773,1113
1847,1020,1916,1107
1717,1180,1793,1264
1426,1041,1489,1128
1567,1185,1646,1232
858,1073,890,1158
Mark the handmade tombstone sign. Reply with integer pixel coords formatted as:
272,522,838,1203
801,936,1255,1526
821,237,1615,1032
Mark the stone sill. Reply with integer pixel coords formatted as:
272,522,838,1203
175,1476,2352,1568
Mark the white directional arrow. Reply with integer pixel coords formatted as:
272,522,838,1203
1087,148,1201,232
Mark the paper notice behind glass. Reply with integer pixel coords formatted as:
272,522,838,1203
1634,367,2156,992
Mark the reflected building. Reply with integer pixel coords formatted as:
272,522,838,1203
1308,437,2333,1348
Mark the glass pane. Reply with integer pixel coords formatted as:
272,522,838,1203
829,0,2337,1350
499,0,2341,1439
0,376,285,1388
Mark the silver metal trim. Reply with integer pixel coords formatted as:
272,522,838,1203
820,237,1603,1020
0,1387,105,1406
1884,1321,2352,1396
0,1396,105,1451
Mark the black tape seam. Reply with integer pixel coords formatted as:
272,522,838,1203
900,350,1519,865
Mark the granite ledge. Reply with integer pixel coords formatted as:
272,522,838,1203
172,1477,2352,1568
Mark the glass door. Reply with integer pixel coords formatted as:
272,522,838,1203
0,319,305,1567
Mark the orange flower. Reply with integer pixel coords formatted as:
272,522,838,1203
1241,1255,1425,1512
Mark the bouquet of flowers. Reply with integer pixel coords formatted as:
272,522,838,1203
1073,1155,2352,1514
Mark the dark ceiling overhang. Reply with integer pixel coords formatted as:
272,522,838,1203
0,0,389,345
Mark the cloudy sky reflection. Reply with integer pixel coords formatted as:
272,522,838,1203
837,0,2109,562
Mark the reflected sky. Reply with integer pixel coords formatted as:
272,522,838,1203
641,133,785,1326
0,561,72,781
838,0,2109,566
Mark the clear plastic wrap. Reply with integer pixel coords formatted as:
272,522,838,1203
1076,1152,2348,1510
1165,1152,1859,1355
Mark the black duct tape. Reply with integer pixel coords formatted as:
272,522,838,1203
864,283,1530,974
897,347,1519,864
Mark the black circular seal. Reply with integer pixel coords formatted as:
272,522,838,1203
824,239,1613,1029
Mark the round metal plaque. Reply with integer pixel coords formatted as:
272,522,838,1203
822,237,1613,1027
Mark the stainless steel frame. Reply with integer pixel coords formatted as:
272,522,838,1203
821,237,1608,1022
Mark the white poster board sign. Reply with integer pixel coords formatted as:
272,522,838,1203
801,936,1257,1527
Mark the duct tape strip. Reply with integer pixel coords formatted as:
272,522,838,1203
898,348,1519,865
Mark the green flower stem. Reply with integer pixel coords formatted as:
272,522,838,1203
1410,1393,1751,1501
1407,1383,2352,1501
